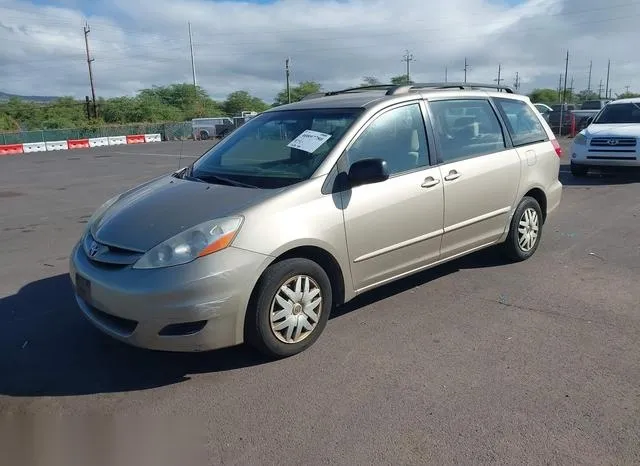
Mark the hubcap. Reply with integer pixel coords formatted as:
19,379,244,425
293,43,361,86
269,275,322,344
517,207,539,252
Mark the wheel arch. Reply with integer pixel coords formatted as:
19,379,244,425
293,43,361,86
523,187,547,223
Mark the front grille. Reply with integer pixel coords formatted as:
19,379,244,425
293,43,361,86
587,156,637,160
83,233,143,266
590,137,637,147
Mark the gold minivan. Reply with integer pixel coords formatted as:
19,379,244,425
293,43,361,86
70,83,563,358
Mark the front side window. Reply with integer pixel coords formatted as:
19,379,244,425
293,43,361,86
190,108,363,188
593,103,640,124
428,99,506,163
346,103,429,175
494,98,548,146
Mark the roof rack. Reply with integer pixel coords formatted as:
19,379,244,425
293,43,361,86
298,82,514,102
386,82,514,95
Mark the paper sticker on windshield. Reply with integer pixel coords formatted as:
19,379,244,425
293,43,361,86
287,130,332,153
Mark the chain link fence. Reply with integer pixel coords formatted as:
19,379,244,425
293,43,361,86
0,122,193,145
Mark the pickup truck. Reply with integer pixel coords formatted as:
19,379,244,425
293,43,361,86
573,99,611,129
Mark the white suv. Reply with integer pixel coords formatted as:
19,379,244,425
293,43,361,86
570,98,640,176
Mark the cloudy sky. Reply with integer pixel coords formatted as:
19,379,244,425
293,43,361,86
0,0,638,103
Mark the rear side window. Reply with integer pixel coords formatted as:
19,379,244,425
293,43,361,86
494,98,548,147
428,99,506,163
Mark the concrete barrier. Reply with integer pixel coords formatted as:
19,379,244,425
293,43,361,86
68,138,90,149
89,137,109,148
0,144,24,155
126,134,146,144
45,140,69,151
144,133,162,143
108,136,127,146
23,142,47,153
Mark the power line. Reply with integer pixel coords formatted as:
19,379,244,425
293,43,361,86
83,22,97,118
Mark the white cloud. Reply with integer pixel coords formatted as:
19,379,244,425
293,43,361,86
0,0,638,103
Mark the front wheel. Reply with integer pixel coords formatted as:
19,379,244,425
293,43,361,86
246,258,332,358
501,196,543,262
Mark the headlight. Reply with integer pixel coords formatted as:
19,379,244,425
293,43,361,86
132,216,244,270
573,132,587,146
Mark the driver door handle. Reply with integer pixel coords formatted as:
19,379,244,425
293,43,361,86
444,170,461,181
421,176,441,188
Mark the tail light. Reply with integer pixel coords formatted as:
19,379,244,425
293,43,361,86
551,139,562,157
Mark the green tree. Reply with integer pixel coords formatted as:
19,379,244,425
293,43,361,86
575,89,599,103
391,75,414,85
360,76,382,86
616,91,640,99
528,88,559,105
274,81,322,106
223,91,270,116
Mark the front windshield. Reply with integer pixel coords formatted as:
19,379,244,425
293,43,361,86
593,102,640,124
190,108,363,188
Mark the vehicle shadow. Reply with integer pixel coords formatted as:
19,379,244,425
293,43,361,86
559,165,640,186
0,248,510,397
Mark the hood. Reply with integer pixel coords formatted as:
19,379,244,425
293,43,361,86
585,124,640,138
92,174,280,252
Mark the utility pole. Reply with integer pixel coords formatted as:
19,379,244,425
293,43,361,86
558,74,563,102
605,59,611,100
569,75,574,101
83,23,97,118
402,50,415,83
559,51,569,137
598,79,604,98
587,60,592,92
285,57,291,104
463,57,470,83
444,67,448,83
625,85,630,94
514,72,520,91
494,64,502,86
188,21,197,87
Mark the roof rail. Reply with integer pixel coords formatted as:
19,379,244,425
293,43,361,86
300,92,328,101
386,82,514,95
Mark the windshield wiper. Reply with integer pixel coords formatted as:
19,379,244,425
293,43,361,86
195,173,258,189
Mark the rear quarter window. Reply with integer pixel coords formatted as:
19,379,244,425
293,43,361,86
494,98,548,147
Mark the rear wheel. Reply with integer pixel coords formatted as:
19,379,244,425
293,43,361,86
570,162,588,176
246,258,332,358
501,196,543,262
199,130,209,140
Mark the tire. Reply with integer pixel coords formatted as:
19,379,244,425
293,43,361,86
570,162,588,177
501,196,544,262
245,258,332,359
199,130,209,141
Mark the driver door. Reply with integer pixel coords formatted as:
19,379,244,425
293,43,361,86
339,102,445,293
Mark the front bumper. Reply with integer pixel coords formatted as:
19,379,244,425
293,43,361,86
571,145,640,167
69,241,271,352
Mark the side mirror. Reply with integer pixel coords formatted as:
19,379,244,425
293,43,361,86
347,158,389,187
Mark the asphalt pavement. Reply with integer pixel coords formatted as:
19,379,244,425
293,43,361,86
0,139,639,465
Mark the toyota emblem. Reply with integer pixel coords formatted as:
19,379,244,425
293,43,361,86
607,139,618,146
89,241,100,257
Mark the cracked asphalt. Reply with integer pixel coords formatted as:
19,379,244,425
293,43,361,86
0,139,638,465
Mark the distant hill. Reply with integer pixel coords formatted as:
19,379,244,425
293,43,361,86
0,91,59,103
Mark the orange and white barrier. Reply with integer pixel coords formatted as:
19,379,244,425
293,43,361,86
144,133,162,143
89,137,109,147
68,138,90,149
0,144,24,156
0,132,165,156
23,142,47,153
45,140,69,151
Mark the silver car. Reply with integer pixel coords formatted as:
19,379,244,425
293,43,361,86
70,82,563,358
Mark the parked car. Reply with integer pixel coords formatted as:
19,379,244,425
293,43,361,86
548,104,577,135
533,103,553,121
573,99,611,130
191,117,234,140
70,82,563,358
570,97,640,176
